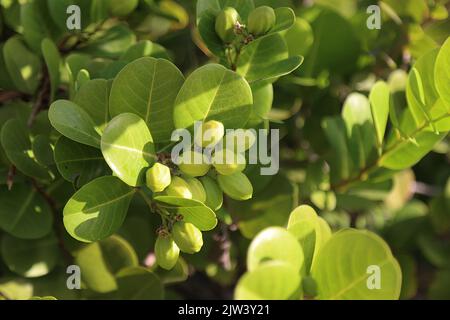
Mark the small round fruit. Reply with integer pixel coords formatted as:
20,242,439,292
185,177,207,202
155,235,179,270
212,149,246,175
178,151,211,177
164,176,192,199
172,221,203,254
215,7,240,43
200,176,223,211
223,129,256,152
108,0,138,16
217,172,253,200
247,6,276,36
146,163,171,193
195,120,225,148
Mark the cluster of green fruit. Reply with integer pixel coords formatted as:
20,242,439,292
214,6,276,43
146,120,255,270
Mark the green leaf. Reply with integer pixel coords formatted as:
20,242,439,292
116,267,164,300
109,57,184,143
247,227,304,272
434,37,450,109
74,235,138,293
311,229,402,300
20,0,53,53
31,135,54,167
369,81,391,148
0,184,53,239
287,205,331,273
196,0,254,21
173,64,253,130
41,38,61,102
235,261,301,300
120,40,170,63
63,176,136,242
1,233,59,278
101,113,156,187
1,119,52,180
270,7,296,33
153,196,217,231
282,18,314,57
3,36,42,94
74,79,111,133
237,33,303,83
49,100,101,148
54,136,110,187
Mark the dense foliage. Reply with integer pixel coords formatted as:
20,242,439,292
0,0,449,300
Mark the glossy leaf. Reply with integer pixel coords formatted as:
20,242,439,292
116,267,164,300
434,37,450,108
101,113,156,187
63,176,136,242
41,38,61,102
109,57,184,142
369,81,390,147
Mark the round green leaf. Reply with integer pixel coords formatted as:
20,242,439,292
101,113,156,187
54,136,110,187
235,261,301,300
0,184,53,239
1,233,59,278
311,229,402,300
153,196,217,231
63,176,136,242
109,57,184,143
116,266,164,300
74,235,138,293
173,64,253,130
434,37,450,109
49,100,101,148
247,227,304,272
31,134,54,167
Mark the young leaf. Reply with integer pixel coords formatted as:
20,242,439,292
74,235,138,293
54,137,110,187
434,37,450,109
41,38,61,102
116,267,164,300
63,176,136,242
173,64,253,130
1,233,59,278
270,7,296,33
236,33,303,83
247,227,304,272
311,229,402,300
101,113,156,187
153,196,217,231
49,100,101,148
109,57,184,143
369,81,390,148
235,261,301,300
0,184,53,239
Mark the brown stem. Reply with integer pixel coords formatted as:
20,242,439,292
6,165,16,191
0,90,26,104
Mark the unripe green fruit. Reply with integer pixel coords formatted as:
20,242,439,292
164,176,192,199
217,172,253,200
215,7,240,43
195,120,225,148
247,6,276,36
178,151,211,177
185,177,207,203
200,176,223,210
146,163,171,193
172,221,203,254
224,129,256,152
212,149,246,175
108,0,138,16
155,235,179,270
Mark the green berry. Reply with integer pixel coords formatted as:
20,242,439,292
155,235,179,270
200,176,223,211
215,7,240,43
164,176,192,199
212,149,246,175
224,129,256,152
217,172,253,200
195,120,225,148
146,163,171,193
185,177,207,203
178,150,211,177
172,221,203,254
247,6,276,36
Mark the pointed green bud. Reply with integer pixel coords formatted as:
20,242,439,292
172,221,203,254
155,235,179,270
185,177,207,203
224,129,256,152
200,176,223,211
212,149,246,175
247,6,276,36
215,7,240,43
195,120,225,148
164,176,192,199
217,172,253,200
146,163,171,193
178,150,211,177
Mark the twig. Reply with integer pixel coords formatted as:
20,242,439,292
0,90,26,104
27,68,50,128
6,165,15,191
